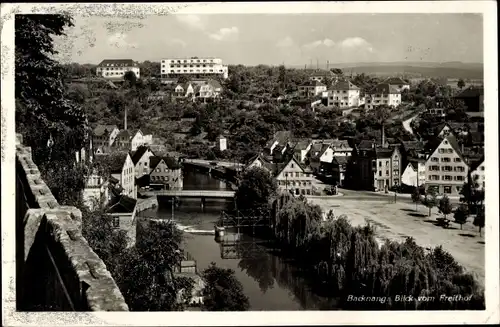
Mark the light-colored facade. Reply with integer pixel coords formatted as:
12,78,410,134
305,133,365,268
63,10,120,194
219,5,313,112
93,125,120,150
174,83,195,98
401,161,426,187
110,153,137,199
275,157,314,196
195,80,223,100
365,84,401,110
217,136,227,152
326,81,361,108
384,77,410,92
470,160,485,190
82,173,109,210
298,81,327,98
132,147,156,178
424,136,468,195
149,157,183,190
96,59,140,80
114,129,146,152
161,57,229,79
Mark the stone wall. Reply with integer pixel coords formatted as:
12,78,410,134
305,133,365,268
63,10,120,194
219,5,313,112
15,134,129,311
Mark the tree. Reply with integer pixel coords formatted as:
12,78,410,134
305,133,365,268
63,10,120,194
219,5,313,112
124,71,137,86
177,75,190,84
473,205,485,236
116,220,194,311
15,14,88,204
453,204,468,230
457,79,466,90
235,167,278,211
411,187,421,211
201,263,250,311
421,188,438,216
438,195,453,219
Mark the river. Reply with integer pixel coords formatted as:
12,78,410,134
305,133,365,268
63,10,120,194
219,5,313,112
138,168,339,310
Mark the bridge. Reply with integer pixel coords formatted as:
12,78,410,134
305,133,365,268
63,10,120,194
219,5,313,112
143,190,235,198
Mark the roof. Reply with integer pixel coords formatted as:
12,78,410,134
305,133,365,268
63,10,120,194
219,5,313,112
357,140,377,150
330,139,352,150
375,147,394,159
301,80,326,87
469,156,484,172
131,145,154,165
95,152,129,174
384,77,409,85
427,134,466,163
332,156,349,165
265,130,292,149
274,156,312,177
206,79,222,89
93,125,118,136
149,156,181,170
455,86,484,98
98,59,136,67
293,140,311,151
310,144,330,160
369,83,401,94
330,80,360,91
107,195,137,214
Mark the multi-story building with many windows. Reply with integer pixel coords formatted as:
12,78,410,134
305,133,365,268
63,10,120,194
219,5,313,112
424,135,468,195
96,59,140,80
160,57,229,80
364,83,401,110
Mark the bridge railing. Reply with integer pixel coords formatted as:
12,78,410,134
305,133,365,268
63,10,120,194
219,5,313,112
15,134,129,311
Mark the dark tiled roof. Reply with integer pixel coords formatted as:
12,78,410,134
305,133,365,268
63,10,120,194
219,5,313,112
369,83,401,94
331,80,360,91
375,147,393,159
149,156,181,170
301,80,326,87
131,145,154,165
384,77,409,85
98,59,136,67
107,195,137,214
293,140,311,151
357,140,376,150
93,125,118,136
332,156,349,165
274,157,312,177
455,86,484,98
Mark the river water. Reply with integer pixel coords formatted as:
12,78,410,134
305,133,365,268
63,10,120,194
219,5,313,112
139,168,338,310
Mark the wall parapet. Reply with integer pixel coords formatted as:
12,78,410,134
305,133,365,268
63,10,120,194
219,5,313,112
16,134,129,311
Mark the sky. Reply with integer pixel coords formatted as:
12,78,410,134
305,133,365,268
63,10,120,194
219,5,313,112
54,13,483,66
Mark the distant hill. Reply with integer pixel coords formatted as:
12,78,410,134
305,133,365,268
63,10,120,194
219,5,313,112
289,61,483,79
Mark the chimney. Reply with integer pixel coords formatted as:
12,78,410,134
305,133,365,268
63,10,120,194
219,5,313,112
124,107,128,130
327,60,329,70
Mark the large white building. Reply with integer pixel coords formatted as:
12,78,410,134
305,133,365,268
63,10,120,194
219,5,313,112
96,59,140,80
326,80,361,108
161,57,229,80
364,83,401,110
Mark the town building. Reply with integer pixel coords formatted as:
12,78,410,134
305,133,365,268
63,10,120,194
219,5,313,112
454,86,484,112
383,77,410,92
329,156,350,187
98,152,137,199
96,59,140,80
274,157,314,196
161,57,229,80
364,83,402,110
93,125,120,150
289,140,312,163
263,130,293,157
82,172,110,210
217,135,227,152
469,157,485,190
113,129,146,152
131,146,156,179
326,80,361,108
401,159,426,187
424,135,468,195
149,156,183,190
309,70,338,84
298,81,327,98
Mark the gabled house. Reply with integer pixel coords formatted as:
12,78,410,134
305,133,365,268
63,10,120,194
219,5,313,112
308,143,330,173
401,160,426,187
194,79,223,100
424,135,468,195
274,157,314,196
365,83,401,110
263,130,293,157
469,157,485,190
149,156,183,190
174,82,195,98
290,140,312,163
98,152,137,199
114,129,145,151
93,124,120,150
326,80,361,108
131,145,156,178
383,77,410,92
245,154,274,173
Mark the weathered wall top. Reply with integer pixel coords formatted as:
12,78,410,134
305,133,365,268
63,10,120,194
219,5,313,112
16,134,129,311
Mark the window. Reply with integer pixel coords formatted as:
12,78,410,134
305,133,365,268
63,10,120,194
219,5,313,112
295,172,300,177
441,157,451,162
386,160,389,166
480,166,485,171
455,176,464,181
112,217,120,228
431,157,439,162
386,170,389,176
306,189,311,195
284,173,288,177
447,149,453,154
454,158,461,162
379,171,382,176
379,161,382,167
454,166,465,172
443,186,451,194
443,175,452,181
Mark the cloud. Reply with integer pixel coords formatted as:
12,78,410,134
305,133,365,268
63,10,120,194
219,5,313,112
176,14,204,30
167,38,187,48
303,38,335,49
339,37,374,52
276,36,294,47
107,32,137,49
209,26,239,41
